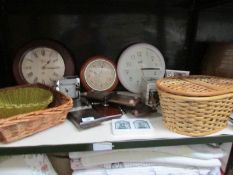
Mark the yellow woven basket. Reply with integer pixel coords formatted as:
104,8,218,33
156,75,233,136
0,87,53,118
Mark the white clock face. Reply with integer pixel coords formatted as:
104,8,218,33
117,43,165,93
84,59,117,91
21,47,65,86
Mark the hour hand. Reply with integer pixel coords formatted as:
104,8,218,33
42,60,51,68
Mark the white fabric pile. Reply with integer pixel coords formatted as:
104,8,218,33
0,154,57,175
69,144,225,175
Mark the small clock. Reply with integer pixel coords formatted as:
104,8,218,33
56,76,80,99
117,43,165,93
80,56,118,92
13,40,75,86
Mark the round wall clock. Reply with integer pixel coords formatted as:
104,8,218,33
117,43,165,93
80,56,118,92
13,40,75,86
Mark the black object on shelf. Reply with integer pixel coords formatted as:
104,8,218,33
68,105,122,129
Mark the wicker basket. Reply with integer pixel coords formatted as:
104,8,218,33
0,84,73,143
156,75,233,136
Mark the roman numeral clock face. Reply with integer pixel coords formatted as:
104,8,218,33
21,47,65,86
13,40,75,86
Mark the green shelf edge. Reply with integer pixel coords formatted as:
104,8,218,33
0,134,233,155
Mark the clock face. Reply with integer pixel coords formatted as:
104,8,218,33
21,47,65,86
80,56,118,91
117,43,165,93
13,40,75,86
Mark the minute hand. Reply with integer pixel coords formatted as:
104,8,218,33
43,66,61,69
141,68,160,70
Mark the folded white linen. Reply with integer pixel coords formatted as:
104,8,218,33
72,167,155,175
0,154,57,175
72,168,106,175
69,144,225,160
188,144,225,159
71,158,221,170
72,166,221,175
71,150,221,169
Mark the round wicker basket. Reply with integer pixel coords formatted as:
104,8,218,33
156,75,233,136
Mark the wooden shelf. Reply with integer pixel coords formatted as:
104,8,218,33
0,114,232,155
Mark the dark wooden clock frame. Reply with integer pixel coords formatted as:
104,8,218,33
13,39,75,85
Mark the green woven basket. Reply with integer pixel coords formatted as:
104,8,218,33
0,87,53,118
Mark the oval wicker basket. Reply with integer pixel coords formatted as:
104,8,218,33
0,84,73,143
156,75,233,136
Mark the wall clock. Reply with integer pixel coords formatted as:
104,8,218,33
13,40,75,86
117,43,165,93
80,56,118,92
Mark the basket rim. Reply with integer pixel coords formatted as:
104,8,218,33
156,75,233,97
158,88,233,101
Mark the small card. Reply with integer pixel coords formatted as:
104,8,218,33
112,118,154,135
165,69,190,77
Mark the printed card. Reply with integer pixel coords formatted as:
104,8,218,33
112,118,154,135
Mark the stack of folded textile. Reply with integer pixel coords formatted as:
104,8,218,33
0,154,58,175
69,144,226,175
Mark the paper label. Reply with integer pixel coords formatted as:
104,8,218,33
82,117,95,122
93,142,113,151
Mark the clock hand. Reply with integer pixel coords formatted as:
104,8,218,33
43,66,61,69
141,68,161,70
42,60,51,69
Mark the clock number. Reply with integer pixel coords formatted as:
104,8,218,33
138,60,143,64
107,77,113,82
126,62,132,67
129,76,133,81
137,51,142,57
53,72,59,77
131,55,135,60
33,77,38,83
105,82,109,87
33,52,38,58
100,61,104,68
41,49,45,56
151,56,155,61
24,66,32,70
53,58,58,63
49,50,54,58
26,58,33,63
27,72,33,78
